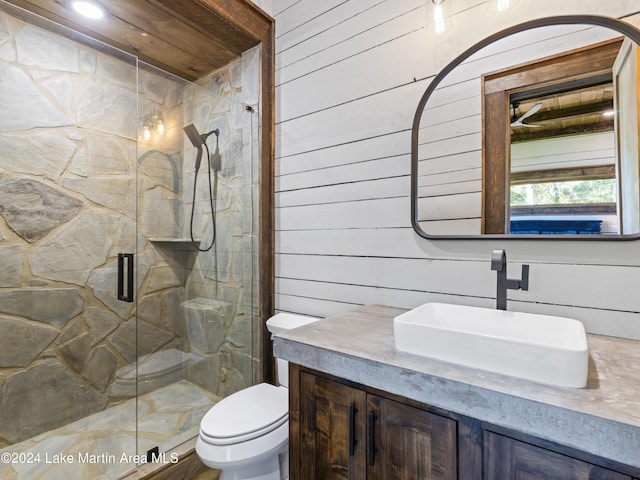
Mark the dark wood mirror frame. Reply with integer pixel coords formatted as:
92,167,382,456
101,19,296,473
411,15,640,241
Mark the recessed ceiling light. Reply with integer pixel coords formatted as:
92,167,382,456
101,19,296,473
72,1,104,20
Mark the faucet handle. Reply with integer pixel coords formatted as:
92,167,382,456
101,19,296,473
490,249,506,271
520,264,530,291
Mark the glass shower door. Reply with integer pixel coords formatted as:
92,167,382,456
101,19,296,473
134,58,259,459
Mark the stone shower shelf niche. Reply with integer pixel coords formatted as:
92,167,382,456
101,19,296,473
149,238,202,250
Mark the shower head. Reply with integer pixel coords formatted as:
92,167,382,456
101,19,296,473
183,124,221,148
184,124,204,172
184,124,221,173
183,124,204,148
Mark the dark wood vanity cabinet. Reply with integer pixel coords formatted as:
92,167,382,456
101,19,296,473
484,431,633,480
297,371,367,479
366,394,457,479
289,364,640,480
482,431,634,480
291,366,467,479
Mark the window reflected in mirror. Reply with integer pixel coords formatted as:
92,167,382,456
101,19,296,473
508,80,618,235
483,35,626,235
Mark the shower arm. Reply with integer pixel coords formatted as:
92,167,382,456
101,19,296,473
201,128,220,142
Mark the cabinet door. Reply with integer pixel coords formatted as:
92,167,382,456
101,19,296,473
367,395,457,480
484,431,632,480
299,372,367,480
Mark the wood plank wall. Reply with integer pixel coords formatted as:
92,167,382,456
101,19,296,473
273,0,640,340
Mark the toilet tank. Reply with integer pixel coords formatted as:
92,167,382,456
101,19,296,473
266,313,319,388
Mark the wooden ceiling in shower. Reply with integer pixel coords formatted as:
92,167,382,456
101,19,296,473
3,0,270,80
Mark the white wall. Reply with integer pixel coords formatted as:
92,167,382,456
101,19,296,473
273,0,640,340
251,0,274,16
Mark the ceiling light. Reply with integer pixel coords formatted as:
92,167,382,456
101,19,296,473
431,0,451,34
487,0,519,13
434,2,445,33
496,0,510,11
72,1,104,20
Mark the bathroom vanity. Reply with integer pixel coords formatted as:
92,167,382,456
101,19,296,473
272,305,640,479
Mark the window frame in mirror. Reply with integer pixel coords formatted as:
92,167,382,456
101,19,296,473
411,15,640,240
483,37,622,234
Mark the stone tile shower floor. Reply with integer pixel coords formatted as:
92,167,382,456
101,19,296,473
0,381,217,480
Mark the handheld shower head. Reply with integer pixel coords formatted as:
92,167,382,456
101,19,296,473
183,124,204,172
183,124,221,173
183,124,220,148
183,124,204,147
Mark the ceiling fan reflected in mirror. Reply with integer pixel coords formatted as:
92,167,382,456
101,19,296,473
510,102,543,127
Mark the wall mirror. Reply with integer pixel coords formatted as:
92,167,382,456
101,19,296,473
412,15,640,240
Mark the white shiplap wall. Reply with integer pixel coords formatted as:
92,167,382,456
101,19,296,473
273,0,640,340
250,0,274,16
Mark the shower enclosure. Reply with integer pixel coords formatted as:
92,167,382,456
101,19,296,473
0,2,260,478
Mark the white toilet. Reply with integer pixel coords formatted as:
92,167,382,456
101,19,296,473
196,313,318,480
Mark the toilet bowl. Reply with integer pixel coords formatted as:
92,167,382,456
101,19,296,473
196,313,319,480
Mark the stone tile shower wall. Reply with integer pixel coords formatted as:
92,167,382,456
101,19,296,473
0,9,259,448
0,12,138,447
139,50,260,403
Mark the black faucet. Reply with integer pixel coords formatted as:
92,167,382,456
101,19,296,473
490,249,529,310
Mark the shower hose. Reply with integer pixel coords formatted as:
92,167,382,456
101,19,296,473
190,138,217,252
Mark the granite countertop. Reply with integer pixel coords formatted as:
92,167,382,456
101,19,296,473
272,304,640,468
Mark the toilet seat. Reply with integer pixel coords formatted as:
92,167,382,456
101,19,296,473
196,420,288,471
199,383,288,446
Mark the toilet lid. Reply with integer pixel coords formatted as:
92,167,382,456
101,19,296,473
200,383,288,445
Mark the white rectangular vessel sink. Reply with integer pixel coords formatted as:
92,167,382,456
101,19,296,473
393,303,588,388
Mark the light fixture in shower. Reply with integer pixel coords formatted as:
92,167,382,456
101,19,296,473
155,116,165,136
142,124,152,142
72,1,104,19
138,113,165,144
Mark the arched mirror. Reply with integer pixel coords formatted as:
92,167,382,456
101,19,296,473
412,15,640,239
